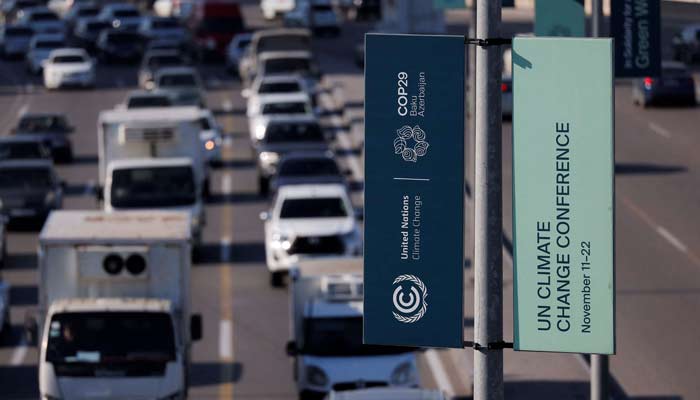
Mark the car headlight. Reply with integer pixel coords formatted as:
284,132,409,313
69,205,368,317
305,365,328,387
259,151,279,165
205,139,216,151
272,232,292,251
390,361,416,385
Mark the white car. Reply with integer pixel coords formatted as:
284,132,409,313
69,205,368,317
42,48,95,89
25,33,65,74
327,389,445,400
225,32,252,74
120,89,174,109
261,0,296,20
284,0,341,36
198,109,223,166
247,92,315,142
260,184,362,284
238,28,312,81
253,51,321,94
244,75,309,116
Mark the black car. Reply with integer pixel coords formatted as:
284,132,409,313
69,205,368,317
632,61,697,107
12,113,75,162
0,137,51,161
254,118,329,196
72,18,111,52
270,151,345,194
0,160,63,225
96,29,144,63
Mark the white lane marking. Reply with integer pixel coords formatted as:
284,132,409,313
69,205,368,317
425,350,455,396
393,177,430,182
221,173,233,195
656,226,688,253
11,343,27,366
649,122,671,139
219,319,233,360
17,104,28,117
220,236,232,263
222,99,233,112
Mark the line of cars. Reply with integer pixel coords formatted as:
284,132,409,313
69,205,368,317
235,25,441,400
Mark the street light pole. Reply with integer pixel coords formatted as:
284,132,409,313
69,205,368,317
473,0,503,399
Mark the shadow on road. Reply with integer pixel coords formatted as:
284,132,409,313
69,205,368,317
9,285,37,306
615,163,687,175
195,242,265,265
190,362,243,386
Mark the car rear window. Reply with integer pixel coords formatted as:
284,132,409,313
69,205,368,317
6,27,33,37
261,102,308,115
35,40,62,49
159,73,196,86
53,55,86,63
31,12,58,21
114,9,139,17
265,123,324,143
259,81,301,94
148,55,182,68
108,32,141,43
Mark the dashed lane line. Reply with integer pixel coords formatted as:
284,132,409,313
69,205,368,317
656,226,688,254
649,122,671,139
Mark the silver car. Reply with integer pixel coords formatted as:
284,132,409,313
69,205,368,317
152,67,206,107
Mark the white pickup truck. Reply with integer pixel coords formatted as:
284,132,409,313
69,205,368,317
33,210,202,400
286,257,419,400
97,106,208,245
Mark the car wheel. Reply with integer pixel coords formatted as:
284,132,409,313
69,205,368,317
270,271,285,288
258,175,269,197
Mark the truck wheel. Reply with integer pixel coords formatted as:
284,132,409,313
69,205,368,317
270,271,284,288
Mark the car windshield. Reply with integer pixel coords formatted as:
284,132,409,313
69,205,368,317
110,166,196,208
279,158,339,177
126,96,171,108
303,317,415,356
31,12,58,21
257,36,310,53
17,115,69,133
35,40,62,49
152,19,179,29
6,27,33,37
264,58,311,75
108,33,141,43
259,81,301,94
77,8,99,17
199,17,243,33
261,102,308,115
46,312,176,364
0,167,52,189
0,143,47,160
265,123,323,143
280,197,347,218
86,22,110,33
312,5,333,12
53,55,86,63
199,117,211,130
114,9,139,17
147,55,182,68
158,73,196,87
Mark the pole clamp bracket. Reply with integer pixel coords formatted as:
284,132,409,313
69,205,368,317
464,340,514,350
464,37,513,47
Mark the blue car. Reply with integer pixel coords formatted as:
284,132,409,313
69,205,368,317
633,61,697,107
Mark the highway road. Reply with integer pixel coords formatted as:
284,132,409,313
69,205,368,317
0,1,699,399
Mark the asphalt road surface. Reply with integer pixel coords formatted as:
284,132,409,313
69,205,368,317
0,1,699,400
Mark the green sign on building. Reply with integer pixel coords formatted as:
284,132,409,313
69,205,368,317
512,37,615,355
535,0,585,37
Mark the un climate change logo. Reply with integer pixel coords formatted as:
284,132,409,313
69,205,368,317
393,125,429,163
392,274,428,323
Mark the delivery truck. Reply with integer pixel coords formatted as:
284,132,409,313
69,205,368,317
32,210,202,400
286,257,419,399
97,106,207,245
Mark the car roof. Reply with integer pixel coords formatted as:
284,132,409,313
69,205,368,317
155,66,198,76
259,50,312,61
279,150,335,163
257,74,305,84
277,183,348,199
0,159,54,168
18,111,67,119
108,157,193,170
144,49,181,58
125,89,172,99
253,28,310,40
259,92,311,104
48,47,88,58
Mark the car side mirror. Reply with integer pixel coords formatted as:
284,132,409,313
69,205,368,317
259,211,270,221
190,314,203,341
285,340,297,356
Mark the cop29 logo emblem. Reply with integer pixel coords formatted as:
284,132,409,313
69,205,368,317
393,125,429,163
392,274,428,323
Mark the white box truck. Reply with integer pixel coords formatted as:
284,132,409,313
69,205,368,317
286,257,419,399
97,106,208,245
33,210,202,400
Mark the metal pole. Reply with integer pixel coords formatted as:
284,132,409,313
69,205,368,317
473,0,503,399
590,2,610,400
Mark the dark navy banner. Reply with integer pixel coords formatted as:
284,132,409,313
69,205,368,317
363,34,465,349
611,0,660,77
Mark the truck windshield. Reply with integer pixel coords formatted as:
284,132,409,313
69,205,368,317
303,317,415,356
46,312,176,376
111,166,196,208
280,197,347,219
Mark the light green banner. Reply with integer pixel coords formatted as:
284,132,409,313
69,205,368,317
512,37,615,355
535,0,585,37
